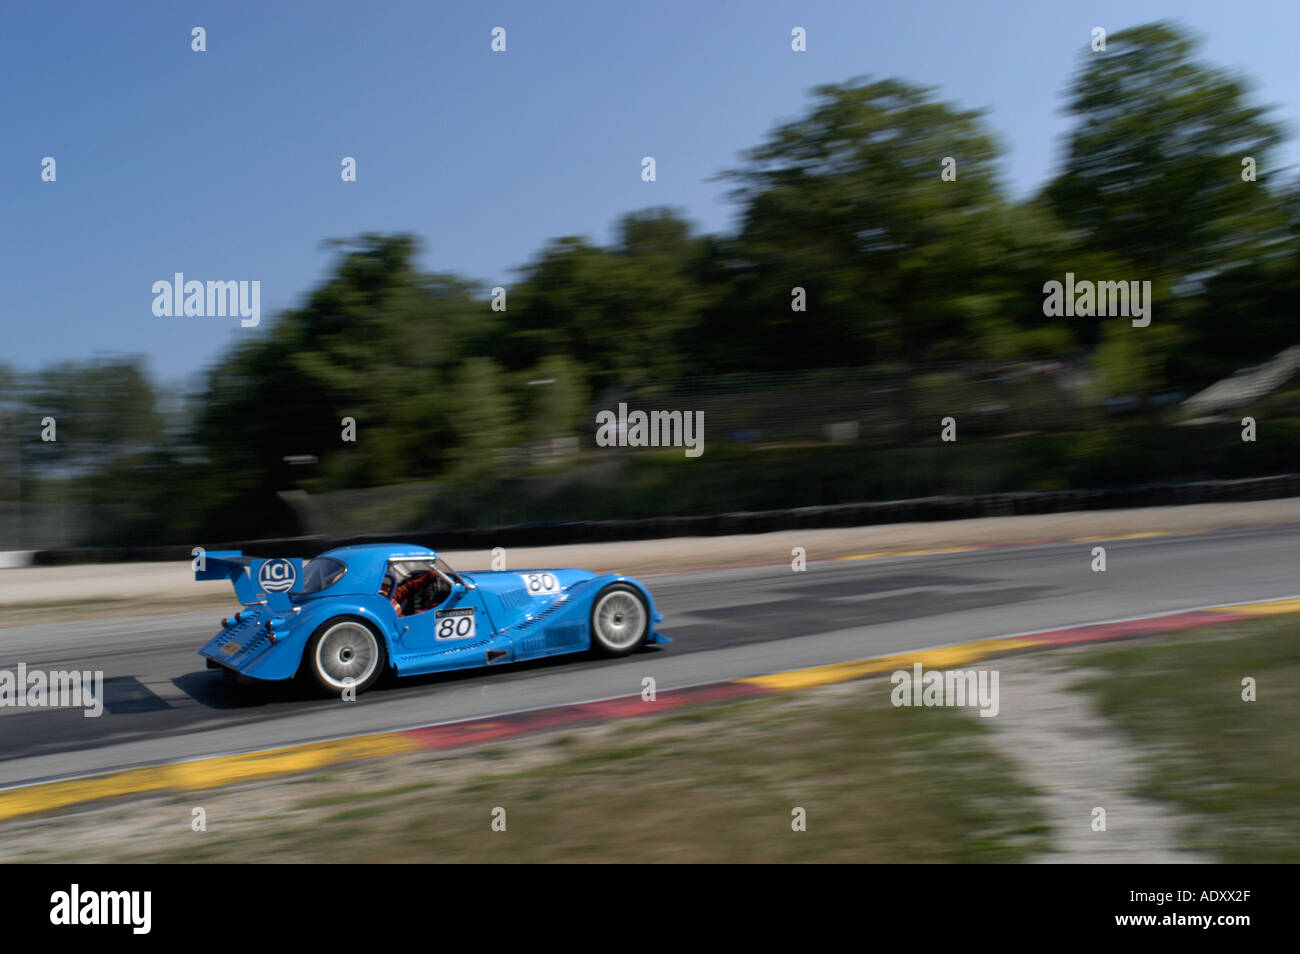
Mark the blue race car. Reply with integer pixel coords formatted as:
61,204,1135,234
196,544,667,695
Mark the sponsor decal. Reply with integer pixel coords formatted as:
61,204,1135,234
258,558,297,593
519,571,561,595
435,607,477,640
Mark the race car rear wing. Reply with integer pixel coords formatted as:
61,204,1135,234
195,550,304,605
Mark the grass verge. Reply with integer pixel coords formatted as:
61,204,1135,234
2,679,1049,863
1064,616,1300,862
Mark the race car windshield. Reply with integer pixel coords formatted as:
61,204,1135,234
434,557,462,585
300,557,347,593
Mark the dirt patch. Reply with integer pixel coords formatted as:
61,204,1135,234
982,652,1211,863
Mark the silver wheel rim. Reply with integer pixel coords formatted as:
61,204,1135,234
315,621,380,690
593,590,646,650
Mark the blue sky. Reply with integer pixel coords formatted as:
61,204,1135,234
3,0,1297,387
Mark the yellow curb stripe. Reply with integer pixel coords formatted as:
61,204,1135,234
839,546,980,561
738,636,1046,692
1072,531,1174,542
741,595,1300,693
1221,598,1300,616
0,733,418,823
839,529,1204,562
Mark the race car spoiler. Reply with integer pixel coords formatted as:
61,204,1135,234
195,550,304,606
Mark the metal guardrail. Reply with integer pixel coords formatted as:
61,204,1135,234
24,474,1300,566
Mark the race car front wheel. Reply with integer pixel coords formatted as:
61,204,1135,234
306,617,386,695
589,584,649,656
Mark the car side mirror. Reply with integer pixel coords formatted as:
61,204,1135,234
451,581,467,600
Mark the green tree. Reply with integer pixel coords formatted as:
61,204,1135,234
520,354,589,441
718,77,1015,368
1045,22,1286,285
505,209,708,389
194,234,495,498
27,357,162,474
445,358,517,478
1092,322,1178,399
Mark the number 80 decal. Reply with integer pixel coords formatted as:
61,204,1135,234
521,572,561,595
434,607,477,640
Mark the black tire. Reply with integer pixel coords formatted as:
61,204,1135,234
589,583,650,656
304,616,387,696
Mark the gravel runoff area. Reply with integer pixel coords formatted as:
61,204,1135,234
1,497,1298,613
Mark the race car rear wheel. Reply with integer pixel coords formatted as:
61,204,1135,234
589,584,649,656
306,617,386,695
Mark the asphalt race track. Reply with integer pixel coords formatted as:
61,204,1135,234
1,525,1296,789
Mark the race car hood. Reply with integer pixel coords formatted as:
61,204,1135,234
460,568,595,594
459,568,596,618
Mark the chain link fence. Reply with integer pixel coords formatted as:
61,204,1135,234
598,360,1097,447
